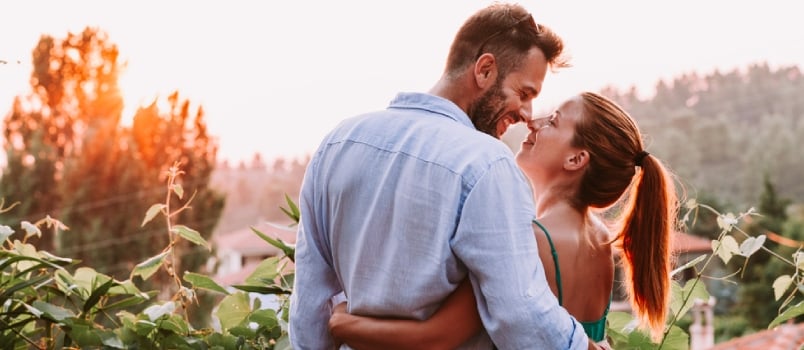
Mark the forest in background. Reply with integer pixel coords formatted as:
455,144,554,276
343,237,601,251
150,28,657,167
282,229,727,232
503,62,803,206
223,62,804,237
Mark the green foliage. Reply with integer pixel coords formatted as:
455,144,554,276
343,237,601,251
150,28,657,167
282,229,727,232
5,169,804,349
0,167,296,349
727,177,803,329
608,197,803,348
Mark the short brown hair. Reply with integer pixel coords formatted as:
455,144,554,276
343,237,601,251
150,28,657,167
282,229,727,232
444,3,570,78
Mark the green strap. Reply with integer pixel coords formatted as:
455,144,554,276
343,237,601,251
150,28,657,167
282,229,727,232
532,219,562,305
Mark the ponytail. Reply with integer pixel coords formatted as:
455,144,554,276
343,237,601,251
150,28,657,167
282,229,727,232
617,154,677,342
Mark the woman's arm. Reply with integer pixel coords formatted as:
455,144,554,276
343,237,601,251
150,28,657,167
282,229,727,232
328,278,482,350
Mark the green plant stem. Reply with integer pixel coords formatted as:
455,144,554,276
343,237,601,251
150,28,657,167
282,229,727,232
0,316,43,349
659,223,728,349
698,204,794,266
734,227,795,265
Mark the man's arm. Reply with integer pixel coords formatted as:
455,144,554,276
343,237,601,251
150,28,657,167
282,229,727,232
289,159,342,349
451,158,590,349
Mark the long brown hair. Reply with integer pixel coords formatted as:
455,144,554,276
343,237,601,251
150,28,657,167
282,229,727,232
572,91,679,341
444,3,570,78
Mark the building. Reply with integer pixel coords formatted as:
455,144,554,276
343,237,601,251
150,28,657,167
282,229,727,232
212,220,296,286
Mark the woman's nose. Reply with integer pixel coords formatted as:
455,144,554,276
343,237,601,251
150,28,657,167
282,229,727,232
528,117,548,132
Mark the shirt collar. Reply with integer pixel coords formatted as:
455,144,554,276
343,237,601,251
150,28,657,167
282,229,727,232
387,92,475,130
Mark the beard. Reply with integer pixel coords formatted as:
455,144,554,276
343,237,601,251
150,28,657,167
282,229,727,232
467,80,508,138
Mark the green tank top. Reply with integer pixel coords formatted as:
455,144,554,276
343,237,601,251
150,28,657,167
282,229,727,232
532,219,609,342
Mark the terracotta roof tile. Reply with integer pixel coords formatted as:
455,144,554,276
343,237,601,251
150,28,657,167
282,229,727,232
709,322,804,350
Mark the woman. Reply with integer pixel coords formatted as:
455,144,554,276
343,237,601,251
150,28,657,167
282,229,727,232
328,91,680,348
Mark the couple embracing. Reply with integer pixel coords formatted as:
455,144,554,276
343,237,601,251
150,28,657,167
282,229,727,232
290,3,679,349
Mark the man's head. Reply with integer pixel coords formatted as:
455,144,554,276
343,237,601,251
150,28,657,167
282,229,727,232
445,3,570,138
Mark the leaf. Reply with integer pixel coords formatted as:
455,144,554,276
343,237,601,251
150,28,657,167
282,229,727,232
98,330,125,349
22,302,43,317
0,275,49,301
712,235,739,264
31,300,75,322
229,325,257,337
795,252,804,270
280,193,300,224
244,257,280,285
250,227,295,262
67,321,103,346
739,234,766,257
82,279,116,315
606,311,653,348
769,301,804,329
172,184,184,199
158,313,190,334
72,267,103,298
669,279,710,320
39,251,74,264
107,279,147,296
232,284,292,295
12,240,40,271
130,251,169,281
216,292,252,331
670,254,706,277
716,212,738,231
0,225,14,241
134,319,157,335
142,204,166,227
99,293,152,311
773,275,793,301
661,325,691,350
143,302,176,321
265,221,297,232
184,272,230,295
20,221,41,240
249,308,278,329
172,225,210,250
0,254,66,274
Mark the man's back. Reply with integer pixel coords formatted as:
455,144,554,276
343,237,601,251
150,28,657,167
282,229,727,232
319,94,510,319
290,93,586,349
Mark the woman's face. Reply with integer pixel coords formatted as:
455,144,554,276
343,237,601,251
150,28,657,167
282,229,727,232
515,96,584,183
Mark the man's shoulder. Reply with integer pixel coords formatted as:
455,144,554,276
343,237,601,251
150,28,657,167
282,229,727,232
325,108,516,174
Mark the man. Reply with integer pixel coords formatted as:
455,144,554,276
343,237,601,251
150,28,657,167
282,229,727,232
290,3,599,349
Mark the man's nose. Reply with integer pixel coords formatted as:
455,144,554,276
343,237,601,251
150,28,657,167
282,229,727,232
519,103,532,122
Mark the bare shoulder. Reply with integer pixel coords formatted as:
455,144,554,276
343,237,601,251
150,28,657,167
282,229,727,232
587,215,614,254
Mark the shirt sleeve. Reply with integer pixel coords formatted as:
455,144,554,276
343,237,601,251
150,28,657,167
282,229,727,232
450,157,589,350
289,158,341,349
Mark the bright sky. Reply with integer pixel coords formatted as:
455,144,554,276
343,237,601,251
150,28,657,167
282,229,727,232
2,1,803,164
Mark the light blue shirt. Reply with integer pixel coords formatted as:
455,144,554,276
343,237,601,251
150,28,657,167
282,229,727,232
289,92,588,349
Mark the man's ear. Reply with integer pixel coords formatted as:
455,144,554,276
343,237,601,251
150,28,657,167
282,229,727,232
473,53,498,89
564,150,589,171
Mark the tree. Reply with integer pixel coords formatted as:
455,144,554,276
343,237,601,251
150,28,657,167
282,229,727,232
731,176,796,329
0,28,224,326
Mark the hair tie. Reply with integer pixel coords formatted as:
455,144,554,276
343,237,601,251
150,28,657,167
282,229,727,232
634,151,649,167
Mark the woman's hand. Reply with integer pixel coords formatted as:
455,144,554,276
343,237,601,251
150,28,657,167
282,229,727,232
324,279,481,350
329,302,352,346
